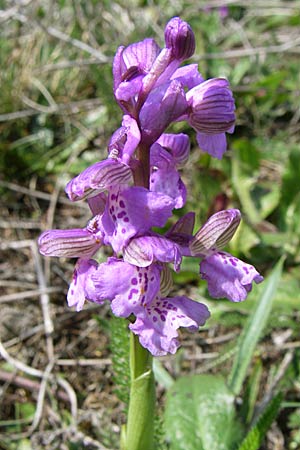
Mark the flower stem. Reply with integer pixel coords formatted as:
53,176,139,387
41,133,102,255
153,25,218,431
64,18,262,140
124,332,155,450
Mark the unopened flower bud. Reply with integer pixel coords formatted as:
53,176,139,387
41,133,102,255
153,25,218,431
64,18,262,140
164,17,196,60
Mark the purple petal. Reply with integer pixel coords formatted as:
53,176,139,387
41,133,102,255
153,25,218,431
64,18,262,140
87,193,107,216
121,38,160,74
167,212,195,236
123,234,182,271
139,80,188,145
92,258,161,317
196,132,227,159
157,133,190,167
108,115,141,164
101,186,175,253
113,45,125,93
67,259,102,311
150,143,174,170
115,76,143,108
65,159,133,201
129,295,210,356
187,78,235,150
200,251,264,302
150,168,187,209
171,64,204,89
190,209,241,256
38,228,102,258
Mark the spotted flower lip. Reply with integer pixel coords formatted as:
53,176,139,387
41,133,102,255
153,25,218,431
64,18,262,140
101,186,175,253
91,257,161,317
91,258,210,356
200,251,263,302
129,295,210,356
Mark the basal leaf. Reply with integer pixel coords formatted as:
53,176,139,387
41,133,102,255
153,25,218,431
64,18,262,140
164,374,243,450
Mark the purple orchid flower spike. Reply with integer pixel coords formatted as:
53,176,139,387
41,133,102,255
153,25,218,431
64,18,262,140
189,209,263,302
38,16,263,365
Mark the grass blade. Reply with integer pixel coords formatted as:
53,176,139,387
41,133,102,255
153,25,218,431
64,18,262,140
228,257,284,395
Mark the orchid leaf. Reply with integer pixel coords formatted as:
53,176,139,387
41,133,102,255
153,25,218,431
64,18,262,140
164,374,243,450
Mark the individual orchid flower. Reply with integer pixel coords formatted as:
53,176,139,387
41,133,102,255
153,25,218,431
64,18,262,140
189,209,263,301
186,78,236,159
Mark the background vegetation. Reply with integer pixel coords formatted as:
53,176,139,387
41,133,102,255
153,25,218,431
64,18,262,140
0,1,300,449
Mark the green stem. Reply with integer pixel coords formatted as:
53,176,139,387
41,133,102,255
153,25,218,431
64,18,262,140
124,332,155,450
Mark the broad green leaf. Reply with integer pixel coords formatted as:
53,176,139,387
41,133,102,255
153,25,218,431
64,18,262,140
228,258,284,395
164,374,243,450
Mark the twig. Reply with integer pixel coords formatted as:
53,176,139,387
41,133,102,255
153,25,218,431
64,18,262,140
56,358,112,367
31,242,54,361
0,180,87,207
0,287,62,303
24,361,54,437
57,378,78,421
0,369,70,402
0,340,44,378
0,220,42,229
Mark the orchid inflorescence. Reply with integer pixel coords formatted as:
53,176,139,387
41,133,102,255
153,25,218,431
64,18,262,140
38,17,263,357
